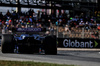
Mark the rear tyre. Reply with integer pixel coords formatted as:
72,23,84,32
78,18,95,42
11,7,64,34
44,35,57,55
1,34,14,53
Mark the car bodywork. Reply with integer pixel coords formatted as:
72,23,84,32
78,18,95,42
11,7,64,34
1,27,57,55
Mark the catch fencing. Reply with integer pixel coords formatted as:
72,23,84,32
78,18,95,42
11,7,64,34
49,26,100,39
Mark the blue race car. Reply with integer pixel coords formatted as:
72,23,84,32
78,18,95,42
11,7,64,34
1,27,57,55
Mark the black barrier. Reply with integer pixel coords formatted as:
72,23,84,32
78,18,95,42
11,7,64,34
57,38,100,48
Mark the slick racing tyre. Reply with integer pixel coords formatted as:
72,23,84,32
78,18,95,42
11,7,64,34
1,34,14,53
44,35,57,55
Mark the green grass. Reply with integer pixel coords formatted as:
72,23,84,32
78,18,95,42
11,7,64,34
0,60,75,66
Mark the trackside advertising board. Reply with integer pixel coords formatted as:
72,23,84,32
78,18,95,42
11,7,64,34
57,38,100,48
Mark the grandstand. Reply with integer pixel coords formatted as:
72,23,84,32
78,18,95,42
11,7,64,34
0,0,99,39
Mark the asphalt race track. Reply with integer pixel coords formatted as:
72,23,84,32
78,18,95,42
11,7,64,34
0,48,100,66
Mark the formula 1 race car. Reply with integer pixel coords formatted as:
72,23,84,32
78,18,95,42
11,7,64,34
1,27,57,55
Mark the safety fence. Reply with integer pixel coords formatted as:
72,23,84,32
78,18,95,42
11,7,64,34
48,26,100,39
0,25,100,39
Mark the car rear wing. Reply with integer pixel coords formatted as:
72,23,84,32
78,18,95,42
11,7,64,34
15,28,46,32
